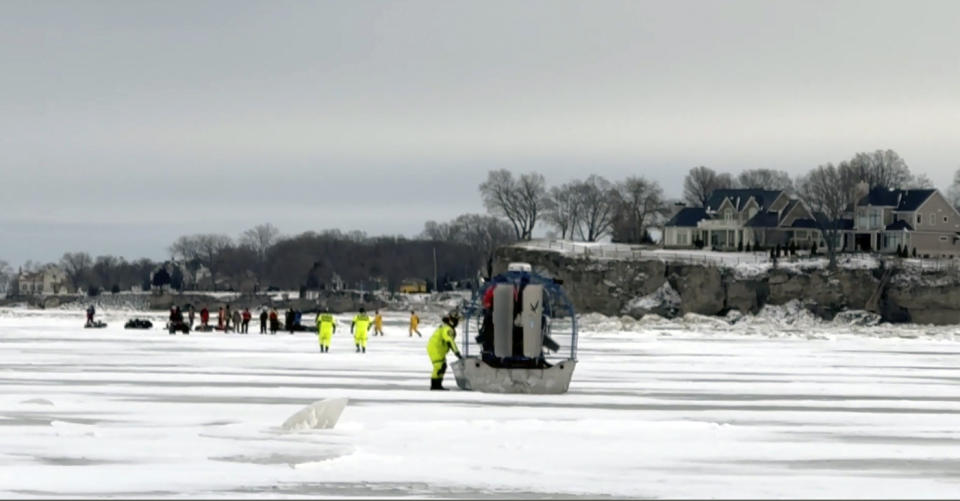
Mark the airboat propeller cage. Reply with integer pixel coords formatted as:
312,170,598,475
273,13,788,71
453,262,578,394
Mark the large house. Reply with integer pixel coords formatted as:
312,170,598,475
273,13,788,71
15,265,70,296
663,189,821,250
846,187,960,257
664,185,960,258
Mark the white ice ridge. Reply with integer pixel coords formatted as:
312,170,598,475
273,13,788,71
281,397,349,431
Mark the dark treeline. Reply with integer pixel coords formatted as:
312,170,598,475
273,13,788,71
12,218,516,295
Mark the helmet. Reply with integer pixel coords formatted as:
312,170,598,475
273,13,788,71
446,311,461,328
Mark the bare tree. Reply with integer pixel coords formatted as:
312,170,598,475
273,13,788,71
451,214,516,277
612,176,667,243
796,164,860,269
947,168,960,210
479,169,546,240
169,234,233,290
736,168,794,191
239,223,280,286
60,252,93,290
240,223,279,261
841,149,912,189
573,175,618,242
91,255,121,289
907,173,934,189
421,220,456,242
683,166,733,207
0,260,12,295
543,183,582,240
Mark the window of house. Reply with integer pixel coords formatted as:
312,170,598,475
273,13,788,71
917,213,922,225
930,213,936,225
724,209,733,221
944,216,949,223
869,210,881,228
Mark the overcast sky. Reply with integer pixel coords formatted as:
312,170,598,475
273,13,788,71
2,0,959,267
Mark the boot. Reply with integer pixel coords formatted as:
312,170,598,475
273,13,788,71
430,378,448,391
362,347,366,353
356,345,360,353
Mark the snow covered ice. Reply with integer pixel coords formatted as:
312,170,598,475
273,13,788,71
3,307,960,498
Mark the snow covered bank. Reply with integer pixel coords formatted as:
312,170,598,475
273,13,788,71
3,310,960,498
498,244,960,325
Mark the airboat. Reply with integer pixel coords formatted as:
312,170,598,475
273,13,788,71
451,262,578,394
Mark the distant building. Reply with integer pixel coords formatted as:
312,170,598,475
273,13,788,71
663,189,819,249
847,187,960,257
398,278,427,293
16,265,70,296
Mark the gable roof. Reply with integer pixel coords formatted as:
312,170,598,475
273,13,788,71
665,207,707,227
744,211,780,228
704,189,784,212
790,218,820,229
857,187,936,212
895,190,935,211
886,220,914,231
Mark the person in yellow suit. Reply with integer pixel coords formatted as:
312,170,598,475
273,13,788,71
315,310,336,353
427,313,462,390
373,310,384,336
409,310,422,337
351,308,371,353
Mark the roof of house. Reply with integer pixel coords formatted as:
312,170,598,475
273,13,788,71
895,190,936,211
790,218,820,229
704,189,783,212
743,198,808,229
857,187,936,211
885,220,914,231
744,211,781,228
665,207,707,227
810,211,853,230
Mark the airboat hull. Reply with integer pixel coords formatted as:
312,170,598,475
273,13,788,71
451,356,576,394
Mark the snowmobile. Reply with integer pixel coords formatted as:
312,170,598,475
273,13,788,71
451,262,578,394
84,320,107,329
124,318,153,330
167,321,190,334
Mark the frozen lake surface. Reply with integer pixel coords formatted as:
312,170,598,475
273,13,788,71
2,307,960,498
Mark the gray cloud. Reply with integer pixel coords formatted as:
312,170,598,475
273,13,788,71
2,0,959,266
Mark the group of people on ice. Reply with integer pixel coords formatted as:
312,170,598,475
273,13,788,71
313,307,461,390
163,304,316,334
86,303,462,391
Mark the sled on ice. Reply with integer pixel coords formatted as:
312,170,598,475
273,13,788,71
84,320,107,329
124,318,153,330
451,262,578,394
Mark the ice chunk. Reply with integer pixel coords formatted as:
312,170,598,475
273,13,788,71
21,398,54,406
281,397,348,431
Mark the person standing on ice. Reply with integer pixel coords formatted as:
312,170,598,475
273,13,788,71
241,308,251,333
409,310,422,337
427,314,462,391
316,310,336,353
231,308,242,334
217,306,225,330
373,310,384,336
187,305,195,329
200,307,210,328
269,308,279,334
85,305,96,326
351,308,371,353
259,309,268,334
225,305,234,332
